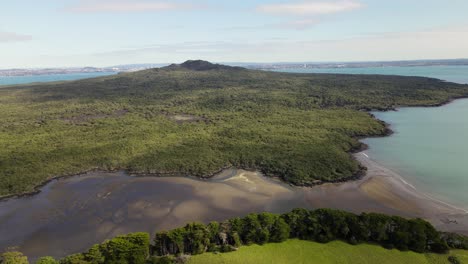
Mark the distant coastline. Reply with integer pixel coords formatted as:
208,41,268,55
0,72,117,86
0,63,167,77
245,58,468,70
2,58,468,77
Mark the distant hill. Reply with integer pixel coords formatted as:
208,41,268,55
166,60,245,71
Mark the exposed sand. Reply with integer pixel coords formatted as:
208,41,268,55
353,152,468,234
0,155,467,260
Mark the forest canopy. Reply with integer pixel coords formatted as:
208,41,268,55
1,60,468,196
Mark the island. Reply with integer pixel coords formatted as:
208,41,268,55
1,60,468,263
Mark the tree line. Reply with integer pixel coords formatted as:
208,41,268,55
2,208,468,264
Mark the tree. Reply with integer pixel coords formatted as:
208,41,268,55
240,214,262,244
84,245,104,263
58,254,89,264
0,251,29,264
28,209,467,262
448,256,461,264
207,221,220,245
99,232,149,264
183,223,210,255
36,256,59,264
270,218,290,242
147,256,176,264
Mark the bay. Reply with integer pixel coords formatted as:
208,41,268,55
272,65,468,84
0,72,116,86
274,65,468,210
362,99,468,209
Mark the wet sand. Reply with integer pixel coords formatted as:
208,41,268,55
355,153,468,234
0,153,467,260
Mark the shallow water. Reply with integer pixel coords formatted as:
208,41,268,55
0,169,401,260
0,170,296,259
278,65,468,209
0,72,116,86
363,99,468,210
272,65,468,84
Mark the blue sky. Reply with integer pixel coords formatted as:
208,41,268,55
1,0,468,68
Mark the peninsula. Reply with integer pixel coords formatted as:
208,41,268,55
1,60,468,198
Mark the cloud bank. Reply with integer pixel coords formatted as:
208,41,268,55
0,31,32,43
6,26,467,68
90,26,468,64
257,0,363,15
66,0,201,13
277,19,319,30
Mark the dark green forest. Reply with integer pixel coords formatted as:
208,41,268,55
3,208,468,263
1,60,468,196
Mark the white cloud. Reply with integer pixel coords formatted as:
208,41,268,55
0,31,32,43
4,26,467,68
91,26,468,63
66,0,202,13
257,0,363,15
222,18,319,31
276,19,319,30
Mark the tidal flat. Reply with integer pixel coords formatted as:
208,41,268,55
1,156,466,260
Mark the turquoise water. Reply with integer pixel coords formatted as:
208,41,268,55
363,99,468,209
0,72,116,86
273,65,468,84
275,65,468,209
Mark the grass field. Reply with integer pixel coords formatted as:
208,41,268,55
188,240,468,264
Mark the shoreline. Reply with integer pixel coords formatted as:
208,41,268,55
1,157,467,260
1,97,468,238
352,152,468,235
1,95,467,201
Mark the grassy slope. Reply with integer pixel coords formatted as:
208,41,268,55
188,240,468,264
1,61,468,196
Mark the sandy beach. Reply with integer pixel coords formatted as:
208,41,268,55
352,152,468,235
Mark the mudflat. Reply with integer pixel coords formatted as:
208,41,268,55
1,154,467,260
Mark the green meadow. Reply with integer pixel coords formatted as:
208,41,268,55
188,240,468,264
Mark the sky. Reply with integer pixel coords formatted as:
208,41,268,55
1,0,468,68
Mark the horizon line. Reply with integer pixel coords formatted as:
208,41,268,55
1,58,468,71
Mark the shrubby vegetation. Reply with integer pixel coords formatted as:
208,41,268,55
0,251,29,264
442,233,468,250
0,233,150,264
1,60,468,196
35,257,58,264
3,209,467,263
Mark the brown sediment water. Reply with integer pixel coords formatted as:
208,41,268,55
0,154,467,260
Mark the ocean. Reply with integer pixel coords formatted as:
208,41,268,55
274,65,468,209
0,72,116,86
272,65,468,84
